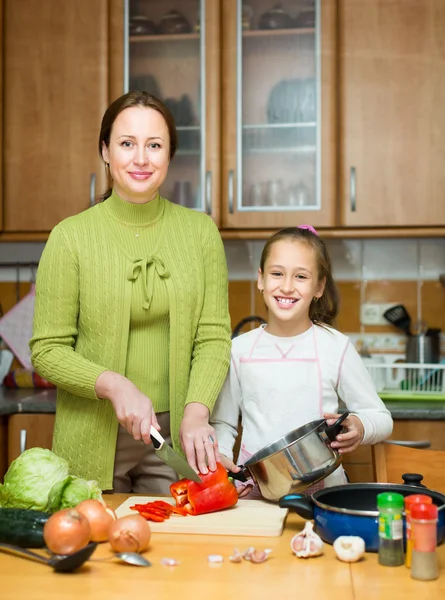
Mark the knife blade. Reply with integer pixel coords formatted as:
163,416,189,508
150,426,202,483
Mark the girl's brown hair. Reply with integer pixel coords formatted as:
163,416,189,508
259,227,340,326
97,91,178,202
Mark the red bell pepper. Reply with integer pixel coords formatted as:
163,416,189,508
170,462,238,516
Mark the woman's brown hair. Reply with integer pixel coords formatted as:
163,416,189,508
97,91,178,202
259,227,340,326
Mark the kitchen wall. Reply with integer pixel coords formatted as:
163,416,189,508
0,238,444,356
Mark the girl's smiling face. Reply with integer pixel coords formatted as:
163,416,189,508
258,239,325,337
101,106,170,204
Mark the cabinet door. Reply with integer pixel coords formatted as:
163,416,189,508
124,0,221,224
221,0,337,229
339,0,445,227
3,0,108,232
8,414,55,464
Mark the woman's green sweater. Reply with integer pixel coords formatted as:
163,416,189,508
30,193,231,490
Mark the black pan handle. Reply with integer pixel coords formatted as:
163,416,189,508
324,411,350,441
278,494,314,520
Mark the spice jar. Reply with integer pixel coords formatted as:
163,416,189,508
377,492,404,566
404,494,432,568
410,503,439,581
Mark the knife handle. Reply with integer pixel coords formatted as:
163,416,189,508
149,426,164,450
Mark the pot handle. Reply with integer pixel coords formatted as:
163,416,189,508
324,411,350,441
278,494,314,520
227,466,249,483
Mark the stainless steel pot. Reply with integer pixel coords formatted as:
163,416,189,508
406,330,441,364
229,413,349,501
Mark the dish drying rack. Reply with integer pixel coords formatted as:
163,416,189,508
365,362,445,401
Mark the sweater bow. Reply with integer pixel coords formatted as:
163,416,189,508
127,255,170,310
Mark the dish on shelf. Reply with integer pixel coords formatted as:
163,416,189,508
259,3,294,30
129,16,157,36
158,10,191,35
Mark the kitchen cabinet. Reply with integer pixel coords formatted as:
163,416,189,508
7,413,55,464
343,419,445,484
1,0,112,232
119,0,221,223
338,0,445,227
117,0,337,229
221,0,337,229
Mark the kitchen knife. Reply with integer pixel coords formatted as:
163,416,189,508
150,426,202,483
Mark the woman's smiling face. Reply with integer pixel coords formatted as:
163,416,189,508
101,105,170,204
258,239,325,336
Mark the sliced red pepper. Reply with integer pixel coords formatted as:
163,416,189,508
169,462,238,516
139,511,166,523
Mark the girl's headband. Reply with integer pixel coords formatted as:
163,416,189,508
298,224,318,236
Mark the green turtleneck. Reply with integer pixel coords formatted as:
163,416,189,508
103,190,169,412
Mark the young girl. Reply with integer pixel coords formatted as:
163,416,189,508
211,225,393,496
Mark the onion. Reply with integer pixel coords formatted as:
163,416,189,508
43,508,91,555
76,499,116,542
108,514,151,553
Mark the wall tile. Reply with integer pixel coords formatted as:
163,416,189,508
336,282,361,331
363,239,418,280
325,239,363,281
420,239,445,280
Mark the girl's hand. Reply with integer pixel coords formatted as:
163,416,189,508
218,456,253,498
180,403,220,475
323,412,364,454
96,371,160,444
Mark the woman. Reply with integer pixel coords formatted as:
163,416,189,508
30,91,231,494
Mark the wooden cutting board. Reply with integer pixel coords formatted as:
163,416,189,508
115,496,289,537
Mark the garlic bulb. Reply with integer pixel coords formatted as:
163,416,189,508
290,522,324,558
333,536,365,563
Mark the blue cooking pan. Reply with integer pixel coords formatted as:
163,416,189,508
279,482,445,552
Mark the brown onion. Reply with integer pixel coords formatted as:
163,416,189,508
76,499,116,542
108,514,151,553
43,508,91,555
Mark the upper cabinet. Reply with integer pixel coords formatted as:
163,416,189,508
2,0,110,232
124,0,221,222
221,0,337,229
339,0,445,227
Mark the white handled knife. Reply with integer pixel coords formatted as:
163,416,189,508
150,426,202,483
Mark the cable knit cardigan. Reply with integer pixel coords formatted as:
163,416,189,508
30,197,231,490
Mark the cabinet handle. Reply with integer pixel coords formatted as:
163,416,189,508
89,173,96,207
350,166,356,212
205,170,212,215
228,170,234,214
385,440,431,449
20,429,27,454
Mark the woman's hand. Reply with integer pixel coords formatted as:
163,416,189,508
323,412,364,454
95,371,160,444
180,403,220,475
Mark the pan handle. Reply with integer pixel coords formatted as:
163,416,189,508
324,411,350,441
278,494,314,520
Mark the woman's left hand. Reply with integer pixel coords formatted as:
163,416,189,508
323,412,364,454
180,403,220,475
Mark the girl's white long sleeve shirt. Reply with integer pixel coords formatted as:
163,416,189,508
211,324,393,488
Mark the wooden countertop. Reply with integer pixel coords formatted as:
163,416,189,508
1,494,444,599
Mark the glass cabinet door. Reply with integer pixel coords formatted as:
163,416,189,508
222,0,336,228
124,0,220,220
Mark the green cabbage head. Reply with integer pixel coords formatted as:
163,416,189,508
0,447,69,511
0,447,103,512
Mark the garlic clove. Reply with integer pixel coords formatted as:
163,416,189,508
229,548,243,563
333,536,366,563
290,521,324,558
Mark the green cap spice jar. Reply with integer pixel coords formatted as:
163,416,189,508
377,492,404,567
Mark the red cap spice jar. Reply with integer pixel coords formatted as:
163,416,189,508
410,503,439,581
404,494,432,568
